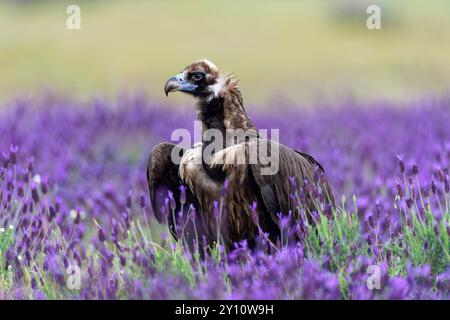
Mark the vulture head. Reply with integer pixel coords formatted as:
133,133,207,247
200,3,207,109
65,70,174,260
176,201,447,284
163,59,224,99
163,59,249,133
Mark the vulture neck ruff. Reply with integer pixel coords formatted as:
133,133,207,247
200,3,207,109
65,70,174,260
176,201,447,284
197,75,257,143
195,75,257,181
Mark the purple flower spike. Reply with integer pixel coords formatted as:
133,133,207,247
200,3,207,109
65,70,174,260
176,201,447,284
98,227,106,242
179,185,187,204
397,154,405,174
249,202,259,225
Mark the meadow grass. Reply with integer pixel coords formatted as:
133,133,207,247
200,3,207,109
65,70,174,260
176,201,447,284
0,188,448,299
0,148,448,299
0,92,449,299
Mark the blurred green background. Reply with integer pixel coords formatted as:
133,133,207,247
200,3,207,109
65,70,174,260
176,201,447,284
1,0,450,105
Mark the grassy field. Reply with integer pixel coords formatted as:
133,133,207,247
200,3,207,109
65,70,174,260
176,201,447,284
1,0,449,301
0,94,449,299
1,0,450,105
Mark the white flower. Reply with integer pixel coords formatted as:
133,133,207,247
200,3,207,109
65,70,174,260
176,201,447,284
70,209,77,220
0,228,5,233
8,225,14,230
33,174,42,184
18,255,23,261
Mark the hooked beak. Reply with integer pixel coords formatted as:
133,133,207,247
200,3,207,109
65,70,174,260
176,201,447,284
164,73,198,96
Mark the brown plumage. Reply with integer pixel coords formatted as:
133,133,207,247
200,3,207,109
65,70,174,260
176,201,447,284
148,59,334,249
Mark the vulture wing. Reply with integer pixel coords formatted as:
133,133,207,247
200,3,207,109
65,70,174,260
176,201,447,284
147,142,197,239
249,140,334,226
294,150,325,173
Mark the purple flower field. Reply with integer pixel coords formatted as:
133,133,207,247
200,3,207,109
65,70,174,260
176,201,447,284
0,93,449,299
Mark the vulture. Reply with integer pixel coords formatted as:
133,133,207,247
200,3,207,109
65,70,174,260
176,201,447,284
147,59,334,249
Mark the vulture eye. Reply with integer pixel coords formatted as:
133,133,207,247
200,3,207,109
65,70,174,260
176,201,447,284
191,72,204,82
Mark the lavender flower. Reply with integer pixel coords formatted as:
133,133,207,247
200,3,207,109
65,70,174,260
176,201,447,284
0,94,448,300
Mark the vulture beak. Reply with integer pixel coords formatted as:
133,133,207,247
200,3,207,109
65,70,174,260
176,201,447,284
164,72,197,96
